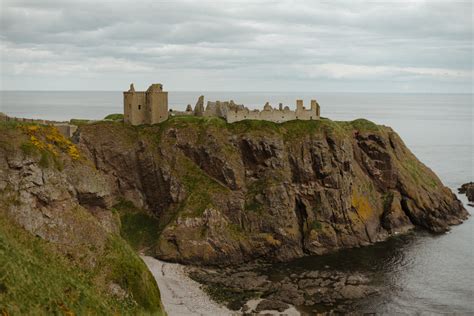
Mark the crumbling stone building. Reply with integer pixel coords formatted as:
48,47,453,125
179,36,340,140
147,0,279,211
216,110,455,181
123,83,168,125
124,83,321,125
187,96,320,123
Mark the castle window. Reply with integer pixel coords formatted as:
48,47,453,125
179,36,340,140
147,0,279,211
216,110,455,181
310,116,313,120
138,104,142,110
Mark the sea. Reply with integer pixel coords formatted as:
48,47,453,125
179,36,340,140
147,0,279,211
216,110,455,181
1,91,473,313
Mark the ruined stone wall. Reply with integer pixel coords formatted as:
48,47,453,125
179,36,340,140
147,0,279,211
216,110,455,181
202,100,244,119
124,92,147,125
148,91,168,124
226,101,319,123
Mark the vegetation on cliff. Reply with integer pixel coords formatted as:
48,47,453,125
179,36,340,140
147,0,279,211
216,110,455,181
75,116,467,265
0,122,165,315
0,215,163,315
0,115,468,314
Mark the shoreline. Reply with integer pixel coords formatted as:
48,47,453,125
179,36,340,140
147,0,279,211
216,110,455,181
141,256,300,315
141,256,233,316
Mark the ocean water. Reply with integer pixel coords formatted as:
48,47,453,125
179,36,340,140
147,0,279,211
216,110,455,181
1,91,473,313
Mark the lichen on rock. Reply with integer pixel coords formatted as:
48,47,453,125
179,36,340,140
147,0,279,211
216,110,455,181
75,117,468,266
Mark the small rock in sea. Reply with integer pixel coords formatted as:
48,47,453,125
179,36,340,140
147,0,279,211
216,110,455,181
458,182,474,202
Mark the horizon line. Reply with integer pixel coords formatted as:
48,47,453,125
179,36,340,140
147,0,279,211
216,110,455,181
0,90,472,95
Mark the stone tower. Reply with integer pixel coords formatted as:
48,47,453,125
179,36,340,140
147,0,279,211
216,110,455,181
123,83,169,125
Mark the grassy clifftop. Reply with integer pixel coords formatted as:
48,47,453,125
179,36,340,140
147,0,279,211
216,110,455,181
74,115,467,266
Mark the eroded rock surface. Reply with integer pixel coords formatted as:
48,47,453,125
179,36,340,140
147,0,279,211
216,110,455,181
188,265,379,313
75,118,468,265
0,125,164,314
458,182,474,205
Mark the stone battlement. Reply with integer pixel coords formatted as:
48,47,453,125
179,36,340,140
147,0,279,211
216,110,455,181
124,83,321,125
189,95,320,123
225,99,320,123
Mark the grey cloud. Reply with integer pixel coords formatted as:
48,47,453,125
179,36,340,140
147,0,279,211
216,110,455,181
0,0,472,91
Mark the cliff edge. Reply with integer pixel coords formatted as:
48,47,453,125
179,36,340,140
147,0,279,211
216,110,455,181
75,116,468,265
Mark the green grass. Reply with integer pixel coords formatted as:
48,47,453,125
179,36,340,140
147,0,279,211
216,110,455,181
99,235,164,312
244,200,264,213
177,156,228,217
310,220,322,231
0,213,164,315
342,118,380,132
113,200,161,252
401,157,438,189
104,113,124,121
0,120,27,130
155,116,382,142
19,141,64,171
69,119,91,126
20,141,37,156
38,151,50,168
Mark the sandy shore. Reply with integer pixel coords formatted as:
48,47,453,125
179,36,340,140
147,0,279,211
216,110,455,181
141,256,233,316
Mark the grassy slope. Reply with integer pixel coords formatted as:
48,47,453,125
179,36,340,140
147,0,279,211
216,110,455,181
0,213,164,315
0,122,165,315
113,200,162,252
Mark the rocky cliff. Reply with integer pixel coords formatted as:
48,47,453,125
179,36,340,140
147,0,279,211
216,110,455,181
75,116,468,266
0,123,164,314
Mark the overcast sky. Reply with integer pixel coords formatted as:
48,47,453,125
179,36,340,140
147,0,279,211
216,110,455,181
0,0,472,92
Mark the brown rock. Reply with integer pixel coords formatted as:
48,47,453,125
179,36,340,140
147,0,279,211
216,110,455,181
255,299,289,312
458,182,474,202
73,119,469,266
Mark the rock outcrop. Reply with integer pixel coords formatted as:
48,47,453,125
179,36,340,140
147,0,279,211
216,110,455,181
0,124,164,314
75,117,468,266
458,182,474,204
188,265,379,312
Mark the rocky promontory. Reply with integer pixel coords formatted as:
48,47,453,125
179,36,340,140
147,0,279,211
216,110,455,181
0,116,469,314
75,116,468,265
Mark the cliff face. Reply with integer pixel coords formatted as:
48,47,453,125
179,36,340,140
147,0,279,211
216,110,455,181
0,124,164,314
76,117,468,265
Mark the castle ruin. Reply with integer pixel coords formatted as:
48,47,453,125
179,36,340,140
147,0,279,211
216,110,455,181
123,83,168,125
124,83,321,125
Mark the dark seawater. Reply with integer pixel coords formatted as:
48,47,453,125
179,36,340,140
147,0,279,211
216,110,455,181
1,91,473,313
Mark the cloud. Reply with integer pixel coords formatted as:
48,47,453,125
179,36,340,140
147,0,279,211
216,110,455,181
0,0,472,91
300,63,472,80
